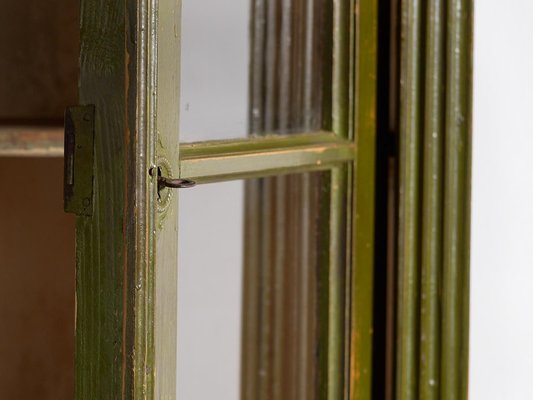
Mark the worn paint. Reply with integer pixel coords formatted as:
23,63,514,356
76,0,127,398
180,133,355,183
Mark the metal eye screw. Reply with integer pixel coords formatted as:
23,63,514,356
149,167,196,190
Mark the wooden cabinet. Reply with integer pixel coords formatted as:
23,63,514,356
0,1,78,398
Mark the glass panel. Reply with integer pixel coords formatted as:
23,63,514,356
177,181,244,399
179,0,331,142
177,171,341,399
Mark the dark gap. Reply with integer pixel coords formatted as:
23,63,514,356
372,0,398,398
415,6,429,398
0,118,65,126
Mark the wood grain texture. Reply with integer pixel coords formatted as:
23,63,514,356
0,158,75,400
0,126,63,156
152,0,181,398
76,0,128,398
77,0,181,397
0,0,78,120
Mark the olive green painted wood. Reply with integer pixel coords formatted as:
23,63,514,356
130,0,155,396
328,1,351,398
419,0,445,398
327,166,348,400
76,0,129,398
331,0,350,140
397,0,423,398
441,1,472,399
76,0,380,398
180,132,355,183
152,0,181,398
76,0,180,397
133,0,182,397
396,0,472,399
349,0,378,399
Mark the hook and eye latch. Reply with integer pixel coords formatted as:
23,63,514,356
157,176,196,189
149,167,196,190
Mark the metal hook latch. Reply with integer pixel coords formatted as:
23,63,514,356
149,167,196,190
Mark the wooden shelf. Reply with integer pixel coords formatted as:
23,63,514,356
0,126,63,157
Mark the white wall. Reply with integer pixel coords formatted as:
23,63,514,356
470,1,533,399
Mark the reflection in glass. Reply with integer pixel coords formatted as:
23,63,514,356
177,172,334,400
242,172,329,400
249,0,330,135
179,0,331,142
243,2,334,398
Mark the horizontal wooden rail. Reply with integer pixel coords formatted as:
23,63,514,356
179,131,356,183
0,126,63,157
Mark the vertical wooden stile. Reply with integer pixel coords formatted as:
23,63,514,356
419,0,445,398
76,1,129,397
395,0,472,399
441,0,472,399
350,0,378,399
397,0,424,399
76,0,181,397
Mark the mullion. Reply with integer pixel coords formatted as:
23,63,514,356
178,132,355,183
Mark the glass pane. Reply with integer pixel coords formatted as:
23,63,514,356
177,172,340,399
177,181,244,399
179,0,331,142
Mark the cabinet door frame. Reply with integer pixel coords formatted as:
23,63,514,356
75,0,377,399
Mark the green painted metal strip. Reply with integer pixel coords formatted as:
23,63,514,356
397,0,423,398
419,0,445,398
441,0,472,399
179,133,355,183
